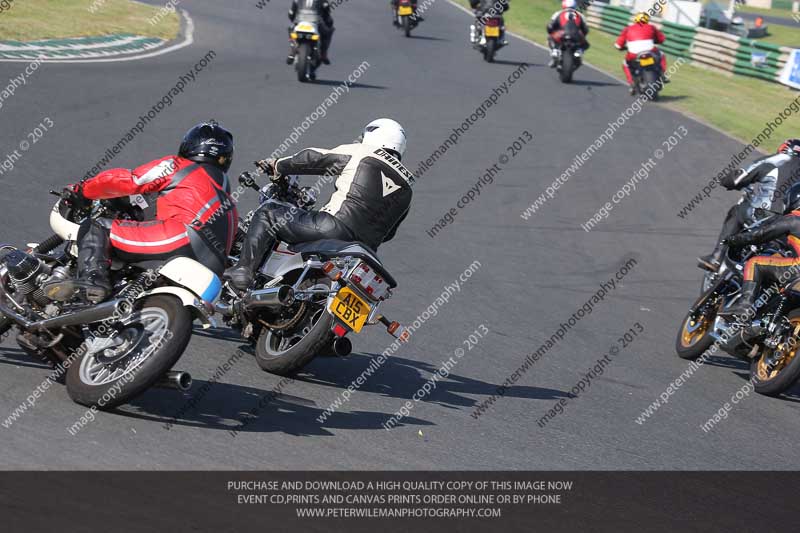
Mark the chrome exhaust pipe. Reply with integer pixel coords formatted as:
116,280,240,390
244,285,294,310
30,299,125,331
155,371,192,391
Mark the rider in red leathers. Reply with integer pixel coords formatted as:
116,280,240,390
47,121,238,303
614,12,668,94
547,0,590,68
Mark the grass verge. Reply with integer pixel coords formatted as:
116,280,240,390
457,0,799,148
0,0,180,42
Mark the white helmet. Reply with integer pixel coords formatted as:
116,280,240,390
361,118,407,158
562,0,577,8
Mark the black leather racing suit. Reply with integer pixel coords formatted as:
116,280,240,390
703,153,800,269
289,0,334,59
231,144,413,287
470,0,510,29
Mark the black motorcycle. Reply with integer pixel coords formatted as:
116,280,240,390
555,34,583,83
472,14,506,62
394,0,419,37
677,235,800,397
217,170,407,376
630,50,663,100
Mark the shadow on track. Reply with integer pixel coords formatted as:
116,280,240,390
0,347,52,370
657,94,688,103
311,79,387,90
298,352,571,407
407,34,449,41
492,59,540,67
570,79,619,87
118,380,430,436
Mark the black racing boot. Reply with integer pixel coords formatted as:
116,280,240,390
223,210,275,291
719,281,758,321
44,219,112,303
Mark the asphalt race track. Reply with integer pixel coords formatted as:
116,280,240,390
0,0,797,470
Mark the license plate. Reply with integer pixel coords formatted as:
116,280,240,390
331,287,370,333
485,27,500,37
639,57,655,66
296,23,314,32
398,6,413,15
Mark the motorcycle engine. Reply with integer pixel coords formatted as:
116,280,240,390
3,249,67,306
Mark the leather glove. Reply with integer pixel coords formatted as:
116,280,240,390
723,234,746,249
254,158,278,178
61,183,90,210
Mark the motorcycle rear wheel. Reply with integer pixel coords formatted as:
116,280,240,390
66,295,192,410
560,52,574,83
484,38,497,62
750,309,800,397
403,15,411,37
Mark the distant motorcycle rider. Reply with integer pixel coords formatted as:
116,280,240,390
288,0,334,65
721,181,800,319
547,0,589,68
470,0,510,45
391,0,424,25
224,119,413,291
46,121,238,303
614,12,668,94
699,139,800,273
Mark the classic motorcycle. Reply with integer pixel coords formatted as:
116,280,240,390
630,50,663,100
471,15,506,63
677,233,800,397
0,193,220,409
395,0,418,37
289,12,322,83
217,170,408,376
554,32,583,84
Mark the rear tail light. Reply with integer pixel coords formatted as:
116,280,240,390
333,324,348,337
486,18,501,27
347,261,388,300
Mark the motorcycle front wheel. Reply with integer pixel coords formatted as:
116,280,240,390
750,309,800,397
66,294,193,409
675,293,719,360
295,41,312,83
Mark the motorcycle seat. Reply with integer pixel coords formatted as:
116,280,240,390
288,239,397,288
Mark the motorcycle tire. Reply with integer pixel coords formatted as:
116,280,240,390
296,41,312,83
484,38,497,63
66,295,193,410
403,15,411,37
750,309,800,397
255,305,334,376
643,70,660,101
560,52,574,83
675,292,718,360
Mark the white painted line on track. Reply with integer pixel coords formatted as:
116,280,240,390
0,9,194,64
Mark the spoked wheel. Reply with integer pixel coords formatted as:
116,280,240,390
676,296,720,360
750,310,800,397
255,278,334,376
66,295,192,409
